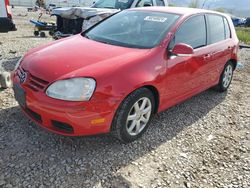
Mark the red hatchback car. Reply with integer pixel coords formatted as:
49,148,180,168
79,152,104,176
13,7,239,143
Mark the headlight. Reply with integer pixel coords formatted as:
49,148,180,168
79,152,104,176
46,78,96,101
14,56,24,70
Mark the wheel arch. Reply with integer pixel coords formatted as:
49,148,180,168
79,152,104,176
229,59,237,70
117,84,160,115
110,84,160,134
143,85,160,114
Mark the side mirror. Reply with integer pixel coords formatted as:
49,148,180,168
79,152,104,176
144,3,152,6
171,43,194,57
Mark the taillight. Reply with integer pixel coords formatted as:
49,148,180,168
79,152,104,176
5,0,12,19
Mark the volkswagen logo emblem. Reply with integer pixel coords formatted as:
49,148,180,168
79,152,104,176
19,71,27,84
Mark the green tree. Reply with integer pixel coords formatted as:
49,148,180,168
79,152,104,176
168,3,176,7
189,0,200,8
214,8,226,13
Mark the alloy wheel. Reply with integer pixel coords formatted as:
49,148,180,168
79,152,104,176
126,97,152,136
222,64,233,88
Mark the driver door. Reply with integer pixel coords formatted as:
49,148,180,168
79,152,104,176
162,14,209,105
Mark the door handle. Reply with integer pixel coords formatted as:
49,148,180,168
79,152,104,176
203,54,211,61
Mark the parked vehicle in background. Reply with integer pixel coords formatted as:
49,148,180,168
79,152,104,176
0,0,16,32
13,7,239,143
231,17,246,27
245,17,250,27
52,0,168,39
46,3,57,12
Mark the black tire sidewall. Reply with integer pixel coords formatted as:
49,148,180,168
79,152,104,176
34,31,39,36
113,88,155,143
40,32,46,37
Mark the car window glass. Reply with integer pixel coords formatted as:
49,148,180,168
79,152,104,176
136,0,153,7
207,14,225,44
156,0,165,6
169,15,206,50
85,11,180,49
224,18,231,39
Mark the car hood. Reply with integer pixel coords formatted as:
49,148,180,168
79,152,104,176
21,35,151,82
51,7,119,19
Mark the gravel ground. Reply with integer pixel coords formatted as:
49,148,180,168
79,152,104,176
0,7,250,188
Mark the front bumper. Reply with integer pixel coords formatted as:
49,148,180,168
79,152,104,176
12,71,115,136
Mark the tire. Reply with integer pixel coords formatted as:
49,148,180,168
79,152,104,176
34,31,39,36
214,61,234,92
0,72,12,89
49,30,54,36
40,32,46,38
111,88,155,143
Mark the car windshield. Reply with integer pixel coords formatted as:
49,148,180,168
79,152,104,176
83,10,180,49
92,0,133,10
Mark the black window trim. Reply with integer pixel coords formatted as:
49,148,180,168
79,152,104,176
223,17,232,39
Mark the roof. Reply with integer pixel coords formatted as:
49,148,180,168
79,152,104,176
128,6,227,17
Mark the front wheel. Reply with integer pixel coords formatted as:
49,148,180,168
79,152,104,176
111,88,155,143
214,62,234,92
34,31,39,36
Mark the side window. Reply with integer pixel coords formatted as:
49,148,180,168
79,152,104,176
136,0,153,7
224,18,231,39
207,15,225,44
156,0,165,6
169,15,206,50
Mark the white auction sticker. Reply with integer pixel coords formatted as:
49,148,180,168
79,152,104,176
144,16,167,22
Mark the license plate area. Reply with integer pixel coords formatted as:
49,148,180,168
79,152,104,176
13,84,26,107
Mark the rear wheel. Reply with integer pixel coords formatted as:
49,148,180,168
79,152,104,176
112,88,155,143
40,32,46,38
214,61,234,92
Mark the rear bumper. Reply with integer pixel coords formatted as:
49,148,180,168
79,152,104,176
0,17,16,32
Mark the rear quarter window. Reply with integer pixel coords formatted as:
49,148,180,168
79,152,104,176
224,17,231,39
207,14,225,44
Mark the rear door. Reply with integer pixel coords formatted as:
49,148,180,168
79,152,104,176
205,14,233,84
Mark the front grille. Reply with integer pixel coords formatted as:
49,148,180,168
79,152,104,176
52,120,74,133
18,67,49,92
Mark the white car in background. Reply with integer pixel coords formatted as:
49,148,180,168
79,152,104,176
52,0,168,39
0,0,16,32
